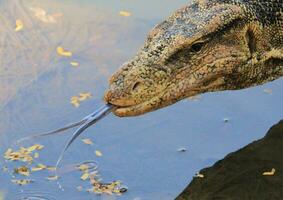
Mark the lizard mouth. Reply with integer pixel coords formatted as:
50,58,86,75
107,71,226,117
108,90,166,117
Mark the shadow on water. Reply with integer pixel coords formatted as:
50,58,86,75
0,0,282,200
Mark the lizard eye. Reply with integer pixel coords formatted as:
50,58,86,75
191,41,205,53
132,81,142,91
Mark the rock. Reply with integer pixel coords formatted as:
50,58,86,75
176,120,283,200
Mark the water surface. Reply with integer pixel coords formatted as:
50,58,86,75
0,0,282,200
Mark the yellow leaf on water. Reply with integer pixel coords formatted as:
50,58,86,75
4,148,12,155
119,11,131,17
27,144,44,152
31,163,47,172
81,172,90,180
263,168,276,176
195,172,204,178
11,179,33,185
46,166,56,171
78,92,92,101
31,167,43,172
14,166,30,176
95,150,103,157
77,164,89,172
46,176,59,181
71,101,80,107
71,96,79,101
70,96,80,107
82,138,93,145
30,7,61,24
4,144,44,164
70,93,92,107
70,62,79,67
15,19,24,32
57,46,72,57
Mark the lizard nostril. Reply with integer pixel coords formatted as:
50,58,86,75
132,81,142,91
104,90,113,103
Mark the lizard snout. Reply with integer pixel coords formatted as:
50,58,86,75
104,89,137,107
104,80,144,107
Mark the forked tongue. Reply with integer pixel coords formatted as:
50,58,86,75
16,105,116,144
55,104,113,170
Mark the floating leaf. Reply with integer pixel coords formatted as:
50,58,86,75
14,166,30,176
82,138,93,145
4,144,44,164
27,144,44,151
81,172,90,180
57,46,72,57
30,7,60,24
15,19,24,32
46,176,59,181
87,180,123,195
70,62,79,67
46,166,56,171
31,163,47,172
195,172,204,178
119,11,131,17
77,164,89,172
95,150,102,157
70,96,80,107
11,179,33,185
78,92,92,101
263,168,276,176
70,92,92,107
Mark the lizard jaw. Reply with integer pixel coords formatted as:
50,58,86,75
108,72,226,117
111,91,165,117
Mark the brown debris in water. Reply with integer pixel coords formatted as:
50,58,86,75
57,46,72,57
119,11,131,17
14,166,30,176
70,92,92,107
82,138,94,145
4,144,55,186
4,144,126,195
15,19,24,32
11,179,33,185
77,162,124,195
262,168,276,176
95,150,103,157
4,144,44,164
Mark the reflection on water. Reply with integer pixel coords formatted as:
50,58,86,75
0,0,282,200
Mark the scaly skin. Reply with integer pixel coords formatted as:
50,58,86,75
104,0,283,117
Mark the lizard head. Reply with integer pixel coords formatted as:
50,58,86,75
104,0,280,117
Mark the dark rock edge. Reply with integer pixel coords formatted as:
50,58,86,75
176,120,283,200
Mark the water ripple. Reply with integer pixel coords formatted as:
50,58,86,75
14,191,57,200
